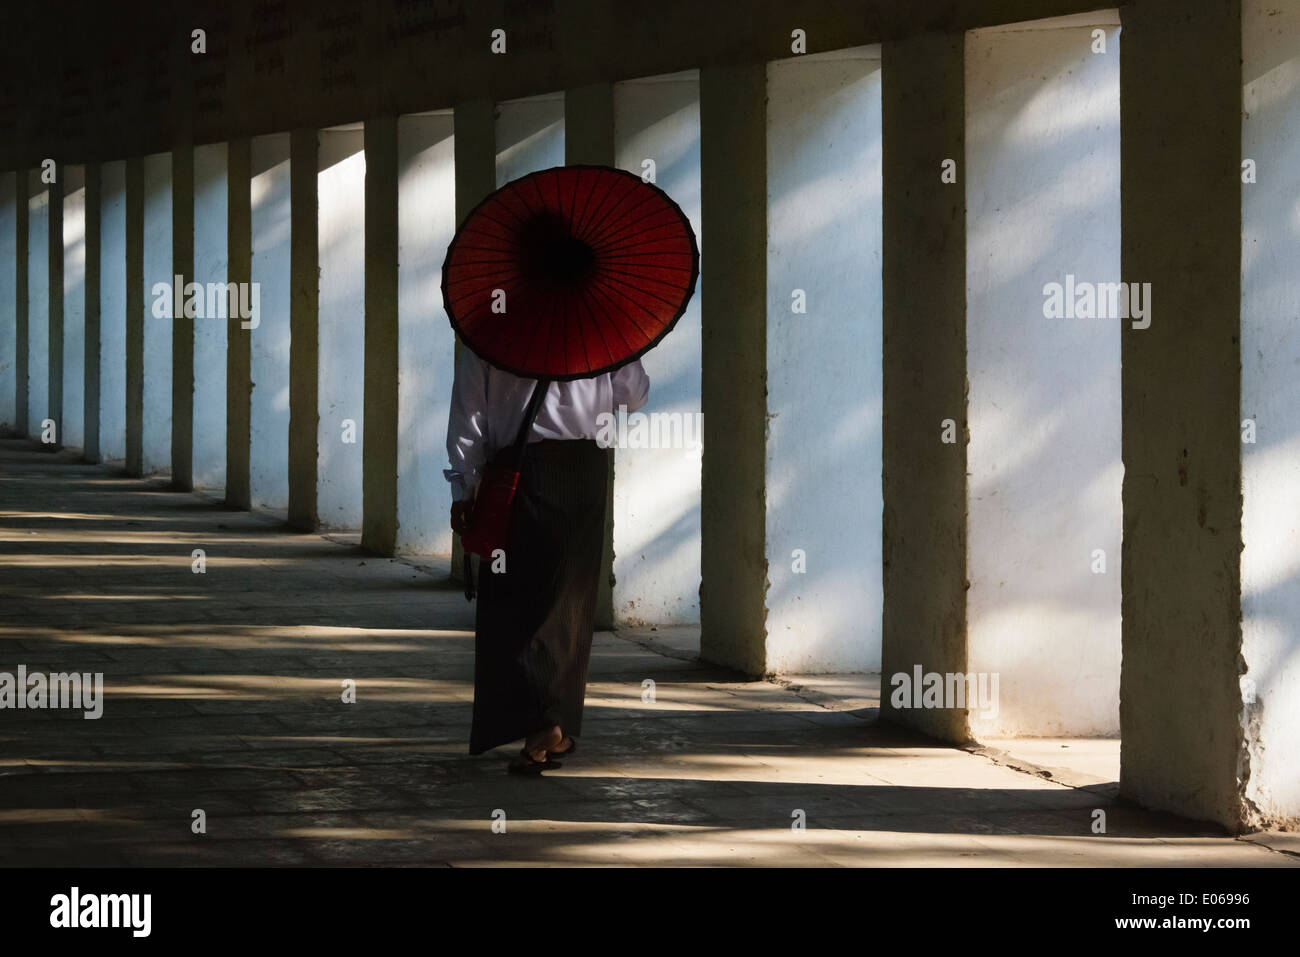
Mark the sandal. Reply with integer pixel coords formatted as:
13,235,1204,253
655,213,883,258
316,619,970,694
547,736,577,760
508,747,561,775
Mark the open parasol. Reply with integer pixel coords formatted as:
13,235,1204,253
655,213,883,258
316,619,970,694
441,164,699,380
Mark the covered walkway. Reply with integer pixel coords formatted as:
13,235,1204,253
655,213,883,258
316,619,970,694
1,435,1293,867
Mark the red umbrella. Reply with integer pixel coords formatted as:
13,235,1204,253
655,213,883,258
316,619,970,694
442,164,699,380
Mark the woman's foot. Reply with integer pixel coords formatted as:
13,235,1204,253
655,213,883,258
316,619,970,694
522,725,563,765
548,735,576,758
508,725,564,774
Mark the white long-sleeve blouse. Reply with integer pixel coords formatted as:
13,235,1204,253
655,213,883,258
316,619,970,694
443,347,650,502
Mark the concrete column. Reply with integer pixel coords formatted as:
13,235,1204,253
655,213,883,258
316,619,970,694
698,64,768,675
362,115,398,554
171,141,194,489
83,164,101,462
288,128,320,531
449,99,496,581
46,171,63,450
454,101,497,259
125,158,144,476
878,34,969,742
566,82,617,629
14,172,28,433
225,138,252,509
0,173,16,432
1118,0,1244,829
565,83,614,162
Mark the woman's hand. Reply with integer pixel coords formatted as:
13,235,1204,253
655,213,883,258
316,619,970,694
450,500,472,536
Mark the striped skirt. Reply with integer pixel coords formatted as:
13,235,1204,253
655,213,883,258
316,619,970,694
469,438,609,755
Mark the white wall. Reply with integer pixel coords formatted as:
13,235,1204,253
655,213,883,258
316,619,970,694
193,143,228,491
62,166,86,449
496,94,564,186
397,112,456,555
1242,0,1300,824
26,173,49,438
612,71,703,625
965,17,1122,736
317,128,366,529
0,172,15,431
141,152,172,474
764,48,883,673
249,133,291,510
99,161,128,462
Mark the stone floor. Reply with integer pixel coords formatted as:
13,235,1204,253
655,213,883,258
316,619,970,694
0,435,1295,867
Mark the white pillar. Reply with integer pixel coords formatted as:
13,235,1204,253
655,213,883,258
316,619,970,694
396,111,457,554
141,152,173,474
765,48,883,672
317,126,366,529
965,15,1122,736
250,133,292,511
1242,0,1300,824
611,71,703,626
193,142,229,491
62,166,86,449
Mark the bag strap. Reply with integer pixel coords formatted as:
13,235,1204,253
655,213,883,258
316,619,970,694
464,378,550,603
509,378,550,468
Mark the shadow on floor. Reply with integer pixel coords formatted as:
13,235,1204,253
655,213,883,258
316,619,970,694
0,435,1285,867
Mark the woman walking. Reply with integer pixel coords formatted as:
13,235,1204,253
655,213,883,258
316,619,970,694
446,347,649,772
439,164,696,774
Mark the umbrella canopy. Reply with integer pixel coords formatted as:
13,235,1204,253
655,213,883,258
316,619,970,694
442,165,699,381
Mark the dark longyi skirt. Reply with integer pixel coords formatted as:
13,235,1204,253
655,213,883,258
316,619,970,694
469,438,609,755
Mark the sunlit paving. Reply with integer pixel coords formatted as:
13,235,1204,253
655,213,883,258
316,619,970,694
0,436,1293,869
